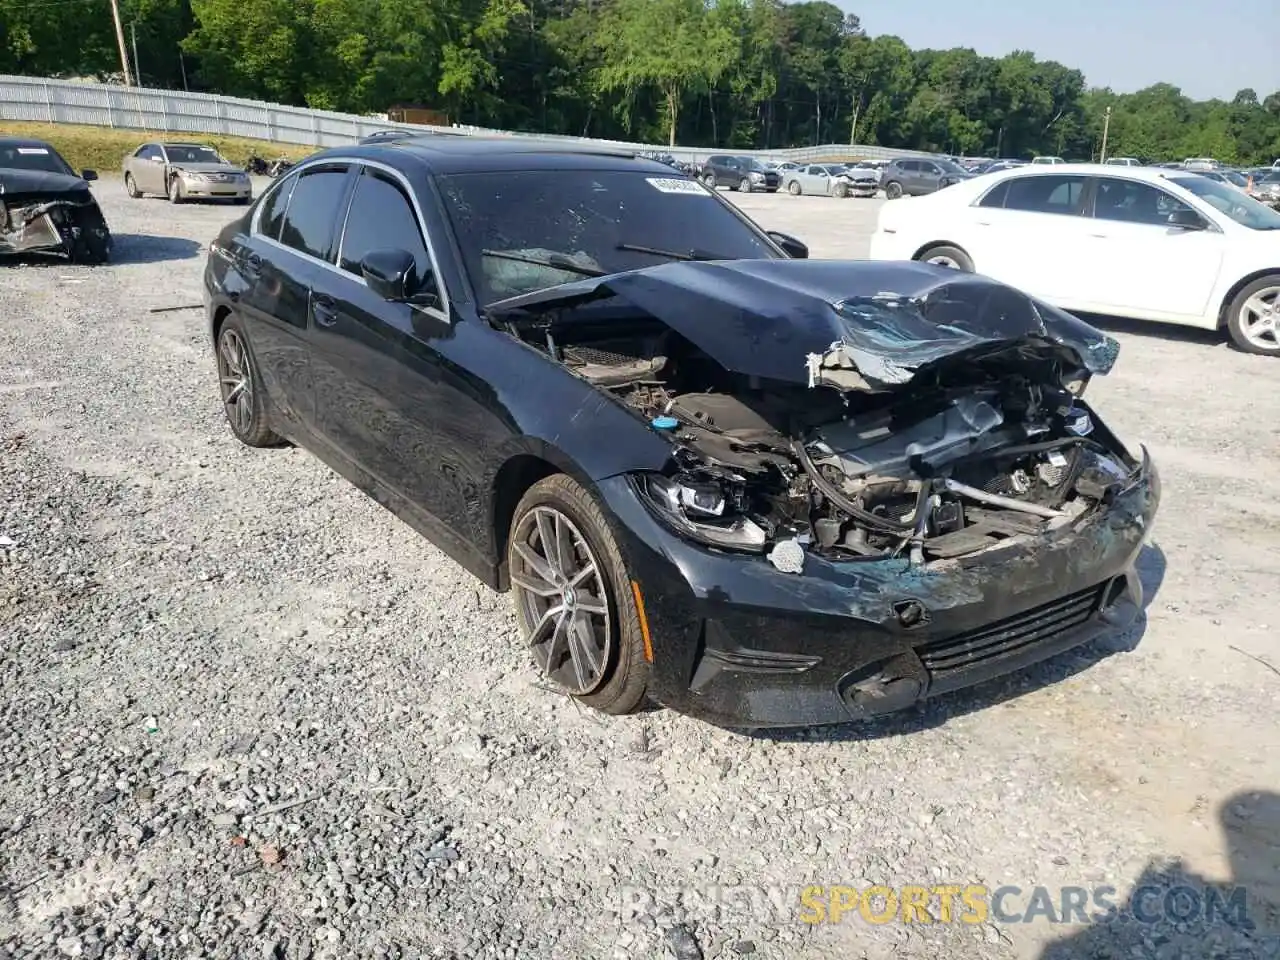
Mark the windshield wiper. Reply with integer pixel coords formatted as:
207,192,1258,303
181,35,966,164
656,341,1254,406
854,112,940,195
615,243,724,262
481,249,606,277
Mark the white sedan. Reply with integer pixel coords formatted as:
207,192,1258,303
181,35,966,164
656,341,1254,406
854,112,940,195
867,163,1280,355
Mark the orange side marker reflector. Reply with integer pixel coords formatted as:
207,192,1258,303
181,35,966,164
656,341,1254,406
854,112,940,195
631,580,654,663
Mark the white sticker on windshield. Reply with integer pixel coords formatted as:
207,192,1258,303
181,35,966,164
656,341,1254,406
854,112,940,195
16,147,50,155
646,177,708,195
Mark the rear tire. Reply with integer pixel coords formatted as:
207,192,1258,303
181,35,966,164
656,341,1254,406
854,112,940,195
215,314,283,447
885,181,904,199
507,474,650,716
1225,275,1280,355
915,244,974,272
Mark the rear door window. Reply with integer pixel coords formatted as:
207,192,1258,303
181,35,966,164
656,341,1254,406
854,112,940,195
278,165,352,261
1003,175,1088,215
258,176,297,241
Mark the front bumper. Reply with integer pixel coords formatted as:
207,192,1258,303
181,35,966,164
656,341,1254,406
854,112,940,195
597,451,1160,729
180,179,252,199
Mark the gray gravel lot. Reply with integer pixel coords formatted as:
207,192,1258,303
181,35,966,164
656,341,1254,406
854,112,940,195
1,179,1278,960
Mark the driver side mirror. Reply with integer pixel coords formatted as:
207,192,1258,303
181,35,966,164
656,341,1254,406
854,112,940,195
361,248,439,306
768,231,809,259
81,169,98,182
1168,208,1207,231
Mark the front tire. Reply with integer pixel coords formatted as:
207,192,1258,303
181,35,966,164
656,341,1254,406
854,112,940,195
168,176,184,204
507,474,649,715
124,173,140,198
834,182,849,199
215,315,283,447
702,172,717,190
1225,275,1280,355
787,180,802,196
885,180,903,200
738,177,753,193
916,244,974,272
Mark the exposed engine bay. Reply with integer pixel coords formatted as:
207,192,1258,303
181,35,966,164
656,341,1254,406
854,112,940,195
508,311,1139,564
0,192,111,261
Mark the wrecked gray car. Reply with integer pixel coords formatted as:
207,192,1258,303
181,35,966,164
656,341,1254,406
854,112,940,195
0,138,111,264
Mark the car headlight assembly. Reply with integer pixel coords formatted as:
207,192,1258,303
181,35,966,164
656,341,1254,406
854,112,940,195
631,473,768,552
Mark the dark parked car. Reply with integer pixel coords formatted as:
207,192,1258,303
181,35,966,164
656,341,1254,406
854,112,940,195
0,137,111,263
202,139,1160,729
699,155,781,193
880,156,974,199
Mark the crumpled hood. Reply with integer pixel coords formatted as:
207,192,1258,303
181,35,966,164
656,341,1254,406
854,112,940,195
0,168,91,196
487,259,1119,391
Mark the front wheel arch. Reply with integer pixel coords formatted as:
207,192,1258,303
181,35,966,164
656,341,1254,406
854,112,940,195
1217,269,1280,329
491,454,561,591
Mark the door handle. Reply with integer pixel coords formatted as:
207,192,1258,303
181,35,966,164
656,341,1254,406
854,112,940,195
311,293,339,327
1088,233,1109,239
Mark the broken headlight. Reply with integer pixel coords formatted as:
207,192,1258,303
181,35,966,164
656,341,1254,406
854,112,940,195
631,473,767,553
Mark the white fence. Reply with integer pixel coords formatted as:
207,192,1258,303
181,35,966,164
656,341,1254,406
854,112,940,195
0,74,936,164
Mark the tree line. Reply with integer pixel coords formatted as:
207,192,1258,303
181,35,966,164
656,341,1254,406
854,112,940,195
3,0,1279,163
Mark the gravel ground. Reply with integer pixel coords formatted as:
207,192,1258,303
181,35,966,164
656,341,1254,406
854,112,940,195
1,179,1278,960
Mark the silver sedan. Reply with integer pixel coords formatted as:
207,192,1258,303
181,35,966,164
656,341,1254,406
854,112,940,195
122,142,252,204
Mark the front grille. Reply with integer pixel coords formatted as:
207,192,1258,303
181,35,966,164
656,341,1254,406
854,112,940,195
917,583,1106,676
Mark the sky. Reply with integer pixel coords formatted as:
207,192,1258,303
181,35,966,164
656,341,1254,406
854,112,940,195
840,0,1280,102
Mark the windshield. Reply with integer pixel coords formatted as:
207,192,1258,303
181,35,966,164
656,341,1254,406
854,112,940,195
436,169,780,304
1221,171,1248,187
165,145,226,164
1170,176,1280,230
936,158,968,175
0,141,74,175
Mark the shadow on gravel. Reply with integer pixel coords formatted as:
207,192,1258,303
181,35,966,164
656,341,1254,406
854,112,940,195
111,234,203,264
0,235,201,268
1078,311,1228,349
744,541,1168,744
1038,789,1280,958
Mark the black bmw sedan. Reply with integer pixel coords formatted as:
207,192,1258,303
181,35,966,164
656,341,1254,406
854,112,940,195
202,138,1160,729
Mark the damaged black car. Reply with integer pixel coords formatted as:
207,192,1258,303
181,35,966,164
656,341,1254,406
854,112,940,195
0,137,111,263
202,140,1160,729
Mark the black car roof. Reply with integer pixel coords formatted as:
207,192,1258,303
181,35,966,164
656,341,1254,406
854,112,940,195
0,137,56,149
303,136,669,176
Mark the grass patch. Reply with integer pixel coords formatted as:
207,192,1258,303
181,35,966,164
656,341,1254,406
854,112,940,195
0,121,316,172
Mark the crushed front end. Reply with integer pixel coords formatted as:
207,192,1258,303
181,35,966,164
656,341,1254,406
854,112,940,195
491,260,1162,727
0,187,111,263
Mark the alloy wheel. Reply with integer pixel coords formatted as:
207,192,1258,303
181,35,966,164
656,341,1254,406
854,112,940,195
217,329,254,435
510,505,612,695
927,254,961,269
1238,285,1280,350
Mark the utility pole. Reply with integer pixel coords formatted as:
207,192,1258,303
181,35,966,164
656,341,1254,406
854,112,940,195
1100,106,1112,162
130,23,141,86
179,51,189,91
109,0,133,85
